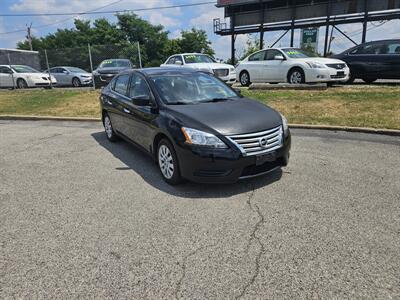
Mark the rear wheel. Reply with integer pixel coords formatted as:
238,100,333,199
16,78,28,89
362,77,377,84
157,139,182,185
239,71,251,87
72,77,81,87
104,113,118,142
288,68,305,84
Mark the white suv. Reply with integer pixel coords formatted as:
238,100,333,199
161,53,236,85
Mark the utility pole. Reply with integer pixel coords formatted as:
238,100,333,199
26,23,33,51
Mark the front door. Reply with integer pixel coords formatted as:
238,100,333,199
246,50,267,82
123,72,158,151
259,49,286,82
0,66,14,87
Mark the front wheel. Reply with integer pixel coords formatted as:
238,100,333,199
157,139,182,185
239,71,251,87
72,77,81,87
362,77,377,84
288,68,305,84
16,78,28,89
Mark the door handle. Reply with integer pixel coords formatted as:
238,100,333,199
123,108,131,114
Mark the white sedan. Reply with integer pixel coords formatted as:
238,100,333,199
235,48,350,86
0,65,57,89
161,53,236,84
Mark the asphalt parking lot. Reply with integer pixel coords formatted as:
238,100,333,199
1,120,399,299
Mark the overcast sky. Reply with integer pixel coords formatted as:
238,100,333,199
0,0,399,59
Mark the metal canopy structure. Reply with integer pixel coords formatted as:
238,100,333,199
213,0,400,62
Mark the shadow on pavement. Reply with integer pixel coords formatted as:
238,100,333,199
91,131,282,199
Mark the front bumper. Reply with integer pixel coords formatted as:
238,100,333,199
94,74,116,87
175,131,291,184
80,77,93,85
305,67,350,83
219,72,236,84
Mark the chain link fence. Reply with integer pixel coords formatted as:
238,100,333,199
0,43,142,90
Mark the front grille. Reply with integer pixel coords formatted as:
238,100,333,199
326,63,346,70
227,126,283,157
240,159,282,178
213,68,229,77
331,74,346,79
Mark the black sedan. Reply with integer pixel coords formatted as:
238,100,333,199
333,39,400,83
93,59,134,87
100,67,291,184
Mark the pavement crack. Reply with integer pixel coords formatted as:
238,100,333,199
235,183,266,300
174,243,215,300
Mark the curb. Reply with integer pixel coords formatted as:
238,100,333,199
1,115,399,136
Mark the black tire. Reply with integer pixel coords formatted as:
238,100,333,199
72,77,81,87
362,77,377,84
239,71,251,87
103,113,118,142
346,74,355,84
287,68,305,84
157,138,182,185
16,78,28,89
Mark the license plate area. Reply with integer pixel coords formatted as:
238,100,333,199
337,71,345,76
255,151,276,166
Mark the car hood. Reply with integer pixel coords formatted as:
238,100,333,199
96,67,129,74
166,98,282,136
296,57,346,65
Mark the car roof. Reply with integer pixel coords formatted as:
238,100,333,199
122,67,199,76
171,53,210,56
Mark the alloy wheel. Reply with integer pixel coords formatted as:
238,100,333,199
104,116,113,139
240,72,249,86
290,71,303,84
158,145,174,179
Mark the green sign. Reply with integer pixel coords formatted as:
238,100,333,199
301,28,319,53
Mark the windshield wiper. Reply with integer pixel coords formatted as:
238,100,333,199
167,101,193,105
201,97,233,103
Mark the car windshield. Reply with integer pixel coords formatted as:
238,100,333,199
150,72,238,105
183,54,215,64
66,67,87,73
282,48,317,58
11,65,39,73
99,60,130,68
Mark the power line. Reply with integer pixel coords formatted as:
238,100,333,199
0,1,216,17
0,0,126,35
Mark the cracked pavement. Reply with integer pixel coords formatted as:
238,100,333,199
1,120,399,299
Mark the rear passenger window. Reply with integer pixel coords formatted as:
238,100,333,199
113,74,130,96
248,51,266,61
350,43,384,55
386,42,400,54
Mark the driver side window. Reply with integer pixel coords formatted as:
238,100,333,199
167,56,176,64
0,66,12,74
129,73,151,99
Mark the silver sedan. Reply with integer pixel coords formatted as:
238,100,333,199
49,66,93,87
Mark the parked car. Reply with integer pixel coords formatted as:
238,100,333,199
48,66,92,87
161,53,236,84
100,67,291,185
332,39,400,83
0,65,56,88
93,59,134,87
235,48,350,86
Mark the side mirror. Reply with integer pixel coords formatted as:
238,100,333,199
274,55,285,60
174,60,183,66
132,96,151,106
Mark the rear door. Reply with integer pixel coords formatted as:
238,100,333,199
246,50,267,82
0,66,14,87
106,74,131,137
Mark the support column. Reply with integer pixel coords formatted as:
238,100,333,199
362,0,368,43
231,13,235,64
323,0,332,57
259,2,265,50
290,0,296,47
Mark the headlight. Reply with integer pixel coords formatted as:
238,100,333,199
306,62,326,69
181,127,228,149
280,113,289,135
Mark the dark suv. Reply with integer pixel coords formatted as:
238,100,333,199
93,59,134,87
100,67,291,184
333,39,400,83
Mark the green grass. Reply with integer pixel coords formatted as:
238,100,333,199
0,86,399,129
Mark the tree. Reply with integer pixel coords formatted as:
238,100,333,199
239,34,260,60
177,28,214,56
